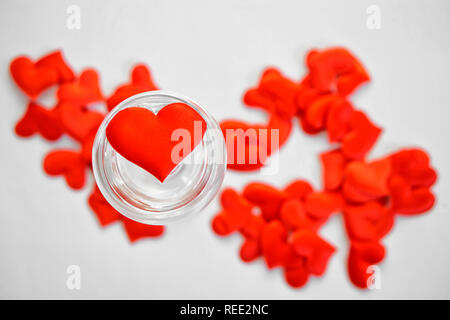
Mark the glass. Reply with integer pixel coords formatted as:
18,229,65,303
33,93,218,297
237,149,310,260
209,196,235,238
92,90,227,225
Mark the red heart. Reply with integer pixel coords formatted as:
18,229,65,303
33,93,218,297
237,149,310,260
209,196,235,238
211,188,254,236
348,241,385,289
35,50,75,84
239,238,261,263
10,56,59,99
57,69,103,105
88,184,121,227
389,175,435,215
106,103,206,182
284,261,309,288
220,119,267,171
239,214,266,240
304,94,340,130
390,148,437,188
326,98,353,142
304,191,344,220
106,64,158,111
15,102,63,141
283,179,313,201
291,229,336,276
57,101,104,142
121,216,165,243
43,150,86,190
260,220,293,269
320,149,348,191
336,60,370,96
342,158,392,203
344,201,394,241
341,110,382,160
243,68,280,114
243,182,288,221
308,48,358,92
280,199,325,231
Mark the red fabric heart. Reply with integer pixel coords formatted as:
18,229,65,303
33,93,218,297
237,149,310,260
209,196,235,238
43,150,86,190
326,98,353,142
336,60,370,96
243,182,288,221
390,148,437,188
280,199,325,231
211,188,254,236
221,119,267,171
341,110,382,160
57,101,104,142
304,94,340,130
389,175,435,215
121,216,165,243
344,201,394,241
57,69,103,105
106,103,206,182
304,191,344,220
106,64,158,111
291,229,336,276
283,179,313,201
308,48,358,92
342,158,392,203
260,220,293,269
15,102,63,141
239,238,261,263
239,214,266,240
35,50,75,84
320,149,348,191
348,241,385,289
10,56,59,99
88,184,121,227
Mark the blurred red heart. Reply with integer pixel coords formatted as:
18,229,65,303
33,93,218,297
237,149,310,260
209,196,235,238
57,69,103,105
243,182,288,221
348,241,385,289
389,175,435,215
43,150,86,190
10,56,59,98
88,184,121,227
106,64,158,111
106,103,206,182
121,216,165,243
58,101,104,142
36,50,75,83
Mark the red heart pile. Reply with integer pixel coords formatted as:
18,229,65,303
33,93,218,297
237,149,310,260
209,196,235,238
10,50,164,243
213,47,438,289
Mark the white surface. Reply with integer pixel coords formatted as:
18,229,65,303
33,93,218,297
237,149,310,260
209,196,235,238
1,0,450,299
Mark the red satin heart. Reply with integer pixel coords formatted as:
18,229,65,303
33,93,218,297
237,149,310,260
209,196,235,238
280,199,325,231
106,103,206,182
304,94,340,130
342,158,392,203
336,59,370,96
211,188,254,236
58,101,104,142
36,50,75,84
304,191,344,220
121,216,165,243
389,175,435,215
390,148,437,188
15,102,63,141
57,69,103,105
341,110,382,160
284,262,309,288
326,98,353,142
261,220,293,269
243,182,288,221
239,238,261,263
320,149,348,191
283,179,313,201
10,56,59,99
220,119,267,171
106,64,158,111
291,229,336,276
344,201,394,241
88,184,121,227
43,150,86,190
348,241,385,289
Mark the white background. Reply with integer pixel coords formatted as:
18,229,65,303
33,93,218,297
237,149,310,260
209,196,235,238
1,0,449,299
